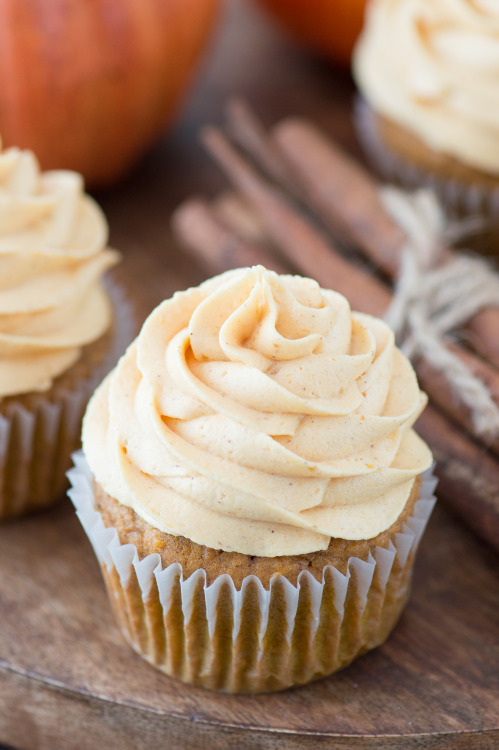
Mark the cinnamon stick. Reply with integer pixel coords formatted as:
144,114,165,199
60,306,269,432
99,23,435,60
200,125,499,451
226,100,298,196
226,101,404,273
417,348,499,456
201,125,392,317
226,102,499,370
173,197,499,553
171,198,287,274
417,407,499,554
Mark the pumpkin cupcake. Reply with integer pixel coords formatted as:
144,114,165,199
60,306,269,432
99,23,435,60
0,138,133,520
70,266,436,693
353,0,499,216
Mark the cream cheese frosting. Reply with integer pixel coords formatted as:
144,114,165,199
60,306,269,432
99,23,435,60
0,139,119,397
353,0,499,174
83,267,432,557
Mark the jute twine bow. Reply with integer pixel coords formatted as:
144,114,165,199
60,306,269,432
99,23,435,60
381,186,499,440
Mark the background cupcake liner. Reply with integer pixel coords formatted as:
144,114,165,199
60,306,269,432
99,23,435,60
354,96,499,222
0,278,135,520
68,452,437,694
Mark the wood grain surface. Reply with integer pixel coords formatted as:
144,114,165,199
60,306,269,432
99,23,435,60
0,2,498,749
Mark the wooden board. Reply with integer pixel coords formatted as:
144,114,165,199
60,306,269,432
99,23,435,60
1,3,498,749
1,497,498,749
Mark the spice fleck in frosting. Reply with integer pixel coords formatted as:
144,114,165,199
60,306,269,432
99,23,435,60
83,267,432,556
0,138,119,397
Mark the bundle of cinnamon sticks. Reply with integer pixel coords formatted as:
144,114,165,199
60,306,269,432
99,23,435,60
172,100,499,554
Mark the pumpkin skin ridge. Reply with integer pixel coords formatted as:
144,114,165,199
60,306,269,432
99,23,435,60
0,0,221,187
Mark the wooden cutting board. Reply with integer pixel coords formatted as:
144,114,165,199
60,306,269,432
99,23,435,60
0,495,498,749
0,2,498,748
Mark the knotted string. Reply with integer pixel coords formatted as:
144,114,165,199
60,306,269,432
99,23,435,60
382,187,499,440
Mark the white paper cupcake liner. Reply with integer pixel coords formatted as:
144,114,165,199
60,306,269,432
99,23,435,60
354,96,499,221
0,278,135,520
68,452,437,693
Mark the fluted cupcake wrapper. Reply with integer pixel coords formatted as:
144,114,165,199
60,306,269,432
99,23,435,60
0,279,135,521
69,453,437,693
354,97,499,220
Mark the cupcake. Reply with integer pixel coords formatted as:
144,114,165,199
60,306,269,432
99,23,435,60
70,266,435,693
0,138,132,520
353,0,499,216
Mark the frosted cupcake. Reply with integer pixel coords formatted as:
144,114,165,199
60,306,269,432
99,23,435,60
0,138,132,520
71,266,435,693
353,0,499,215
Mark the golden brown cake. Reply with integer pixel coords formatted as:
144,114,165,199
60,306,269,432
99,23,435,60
374,114,499,191
94,478,421,586
74,266,435,693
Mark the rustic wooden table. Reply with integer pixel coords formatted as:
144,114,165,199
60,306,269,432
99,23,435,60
0,3,498,749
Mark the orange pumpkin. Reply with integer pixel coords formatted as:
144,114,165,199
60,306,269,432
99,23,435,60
0,0,220,186
256,0,367,66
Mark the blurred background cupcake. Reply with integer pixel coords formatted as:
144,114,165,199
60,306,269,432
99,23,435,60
353,0,499,218
0,139,133,520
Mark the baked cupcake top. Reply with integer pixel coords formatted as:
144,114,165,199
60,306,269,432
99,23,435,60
83,267,432,556
0,139,119,398
353,0,499,175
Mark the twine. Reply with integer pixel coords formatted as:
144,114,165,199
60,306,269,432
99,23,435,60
381,187,499,440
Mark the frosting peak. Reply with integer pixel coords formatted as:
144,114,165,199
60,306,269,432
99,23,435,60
83,267,432,556
0,138,119,397
353,0,499,174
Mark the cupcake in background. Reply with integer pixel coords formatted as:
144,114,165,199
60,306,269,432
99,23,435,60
353,0,499,216
70,266,436,693
0,138,133,520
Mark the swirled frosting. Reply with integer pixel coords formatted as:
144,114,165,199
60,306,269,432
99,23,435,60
83,267,432,557
353,0,499,174
0,138,119,397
